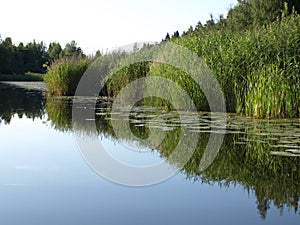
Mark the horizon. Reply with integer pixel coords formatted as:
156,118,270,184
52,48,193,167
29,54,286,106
0,0,237,54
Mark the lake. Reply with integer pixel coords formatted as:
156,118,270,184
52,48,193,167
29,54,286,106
0,81,299,225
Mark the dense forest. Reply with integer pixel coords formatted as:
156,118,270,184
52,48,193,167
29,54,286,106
0,39,86,74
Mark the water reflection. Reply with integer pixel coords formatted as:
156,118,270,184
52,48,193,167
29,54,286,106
0,82,299,220
45,96,300,219
0,82,45,124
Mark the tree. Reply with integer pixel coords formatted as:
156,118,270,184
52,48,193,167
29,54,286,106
0,37,86,75
227,0,299,31
164,33,170,41
94,50,102,59
172,31,180,38
250,0,284,26
187,26,194,34
0,37,14,74
195,21,203,31
48,42,62,61
22,41,48,73
227,0,253,30
205,14,215,28
61,40,84,58
133,42,139,52
2,37,13,48
182,31,187,36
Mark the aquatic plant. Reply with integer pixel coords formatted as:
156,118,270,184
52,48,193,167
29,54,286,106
44,58,91,96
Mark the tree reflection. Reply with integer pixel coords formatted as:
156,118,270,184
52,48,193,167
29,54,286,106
45,97,300,219
2,83,298,219
0,82,45,124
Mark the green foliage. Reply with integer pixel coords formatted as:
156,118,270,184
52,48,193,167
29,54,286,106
22,40,48,73
0,82,45,124
60,40,84,59
45,97,72,131
146,63,209,111
0,37,24,74
48,42,62,61
164,33,170,41
105,61,150,98
227,0,299,31
161,9,300,118
0,37,86,76
81,2,298,118
79,9,299,118
23,0,300,119
44,58,91,96
0,38,48,74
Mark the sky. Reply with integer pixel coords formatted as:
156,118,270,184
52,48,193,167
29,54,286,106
0,0,237,54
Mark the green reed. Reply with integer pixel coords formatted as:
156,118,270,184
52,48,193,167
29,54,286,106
169,10,300,118
44,11,299,118
44,58,91,96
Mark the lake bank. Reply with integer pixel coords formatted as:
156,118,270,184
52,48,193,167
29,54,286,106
43,11,300,119
0,73,44,82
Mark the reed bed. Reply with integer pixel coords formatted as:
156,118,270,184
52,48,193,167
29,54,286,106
44,12,299,118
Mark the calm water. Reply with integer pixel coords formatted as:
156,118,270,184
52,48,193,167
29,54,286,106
0,81,299,225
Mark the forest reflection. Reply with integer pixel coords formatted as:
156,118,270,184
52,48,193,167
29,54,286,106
0,82,45,124
0,82,299,219
46,97,300,219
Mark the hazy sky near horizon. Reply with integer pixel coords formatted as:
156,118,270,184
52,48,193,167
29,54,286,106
0,0,237,54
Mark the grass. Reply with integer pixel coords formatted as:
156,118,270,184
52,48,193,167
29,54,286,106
106,10,300,118
44,10,300,118
44,58,92,96
167,9,300,118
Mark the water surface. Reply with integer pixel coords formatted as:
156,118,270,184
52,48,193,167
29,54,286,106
0,82,299,225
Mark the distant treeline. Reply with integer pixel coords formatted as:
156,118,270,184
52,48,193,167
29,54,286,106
0,39,93,74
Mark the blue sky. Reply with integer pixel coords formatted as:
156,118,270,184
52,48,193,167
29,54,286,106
0,0,237,54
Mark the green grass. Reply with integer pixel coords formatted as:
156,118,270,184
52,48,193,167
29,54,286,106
43,11,300,118
44,58,92,96
166,10,300,118
104,10,299,118
0,72,44,81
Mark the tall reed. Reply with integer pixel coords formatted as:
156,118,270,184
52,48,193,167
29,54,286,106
166,10,300,118
44,58,91,96
44,11,299,118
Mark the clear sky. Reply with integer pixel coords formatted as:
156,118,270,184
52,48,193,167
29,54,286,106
0,0,237,54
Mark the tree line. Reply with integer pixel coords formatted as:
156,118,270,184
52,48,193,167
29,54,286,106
163,0,300,40
0,38,86,74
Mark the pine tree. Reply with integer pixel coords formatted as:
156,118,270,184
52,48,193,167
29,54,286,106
164,33,170,41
